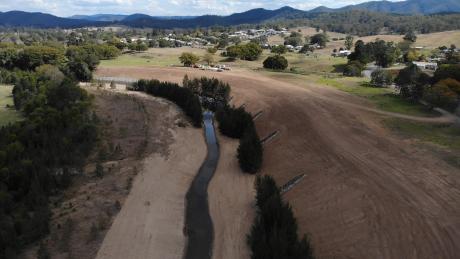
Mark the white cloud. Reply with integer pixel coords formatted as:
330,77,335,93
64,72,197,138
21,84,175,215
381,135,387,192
0,0,403,17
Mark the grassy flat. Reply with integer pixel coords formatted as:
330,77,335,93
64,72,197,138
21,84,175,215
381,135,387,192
384,118,460,151
0,85,21,127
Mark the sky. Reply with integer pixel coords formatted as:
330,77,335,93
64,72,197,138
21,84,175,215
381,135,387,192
0,0,403,17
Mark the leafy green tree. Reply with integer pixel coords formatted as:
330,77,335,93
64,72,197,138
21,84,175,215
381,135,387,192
158,39,172,48
203,53,215,65
239,42,263,61
403,30,417,42
248,175,315,259
395,63,429,101
423,79,460,111
225,45,240,60
207,47,218,54
263,55,288,70
216,106,254,138
433,64,460,83
371,69,393,87
284,36,303,47
345,35,354,50
17,46,65,71
179,52,200,67
343,60,365,77
65,60,92,81
128,41,148,52
373,40,399,68
237,128,263,174
310,33,328,48
271,45,287,55
299,44,314,54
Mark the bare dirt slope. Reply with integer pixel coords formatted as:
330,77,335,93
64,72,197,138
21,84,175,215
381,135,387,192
96,66,460,259
208,134,256,259
20,88,183,259
95,91,206,259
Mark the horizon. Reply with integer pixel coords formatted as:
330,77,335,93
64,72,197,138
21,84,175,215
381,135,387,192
0,0,403,17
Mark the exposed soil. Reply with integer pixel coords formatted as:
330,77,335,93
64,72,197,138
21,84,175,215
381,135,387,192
95,89,207,259
208,134,255,259
19,86,205,259
97,66,460,259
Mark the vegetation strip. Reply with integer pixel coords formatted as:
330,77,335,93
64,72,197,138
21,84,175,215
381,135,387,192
248,176,315,258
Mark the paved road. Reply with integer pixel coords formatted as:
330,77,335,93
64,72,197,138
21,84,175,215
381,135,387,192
184,111,219,259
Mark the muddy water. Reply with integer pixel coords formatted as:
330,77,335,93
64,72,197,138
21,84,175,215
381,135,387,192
184,111,219,259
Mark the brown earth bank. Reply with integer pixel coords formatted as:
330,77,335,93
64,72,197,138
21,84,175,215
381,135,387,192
208,134,255,259
19,87,205,259
97,66,460,259
94,90,206,259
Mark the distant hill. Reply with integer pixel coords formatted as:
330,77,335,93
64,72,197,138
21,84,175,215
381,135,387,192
69,14,128,22
121,6,310,28
0,11,107,27
311,0,460,15
69,14,196,22
1,1,460,29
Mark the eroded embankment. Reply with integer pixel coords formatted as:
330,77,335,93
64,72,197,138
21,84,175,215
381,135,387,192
96,92,207,259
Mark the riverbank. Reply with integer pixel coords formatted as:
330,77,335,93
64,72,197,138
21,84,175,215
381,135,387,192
96,93,207,259
209,134,255,259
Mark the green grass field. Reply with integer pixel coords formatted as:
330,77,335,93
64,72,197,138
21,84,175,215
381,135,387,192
385,118,460,150
100,47,209,67
316,76,440,117
0,85,21,127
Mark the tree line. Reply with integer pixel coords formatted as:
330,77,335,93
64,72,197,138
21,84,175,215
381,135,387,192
182,75,231,111
248,175,315,259
344,39,400,76
216,105,263,173
222,42,263,61
396,63,460,111
131,79,203,127
0,42,120,81
307,10,460,36
0,70,97,258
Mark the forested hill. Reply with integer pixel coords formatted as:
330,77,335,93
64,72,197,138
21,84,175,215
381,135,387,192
0,11,107,28
1,1,460,30
311,0,460,15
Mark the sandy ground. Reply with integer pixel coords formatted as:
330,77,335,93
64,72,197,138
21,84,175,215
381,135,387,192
95,91,207,259
97,66,460,259
208,134,256,259
20,88,181,259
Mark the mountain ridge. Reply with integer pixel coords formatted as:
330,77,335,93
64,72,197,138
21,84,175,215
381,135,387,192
0,1,459,28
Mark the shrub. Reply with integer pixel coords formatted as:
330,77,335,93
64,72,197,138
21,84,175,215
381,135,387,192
179,52,200,67
370,69,393,87
248,175,315,259
132,79,203,127
310,33,328,48
216,105,254,139
237,128,263,174
424,79,460,111
216,105,263,173
223,43,262,61
343,63,363,77
433,64,460,83
263,55,288,70
239,42,263,61
271,45,287,55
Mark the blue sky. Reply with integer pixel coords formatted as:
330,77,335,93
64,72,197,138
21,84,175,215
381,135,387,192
0,0,402,17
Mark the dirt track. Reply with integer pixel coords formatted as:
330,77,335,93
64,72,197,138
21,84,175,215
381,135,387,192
96,66,460,259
